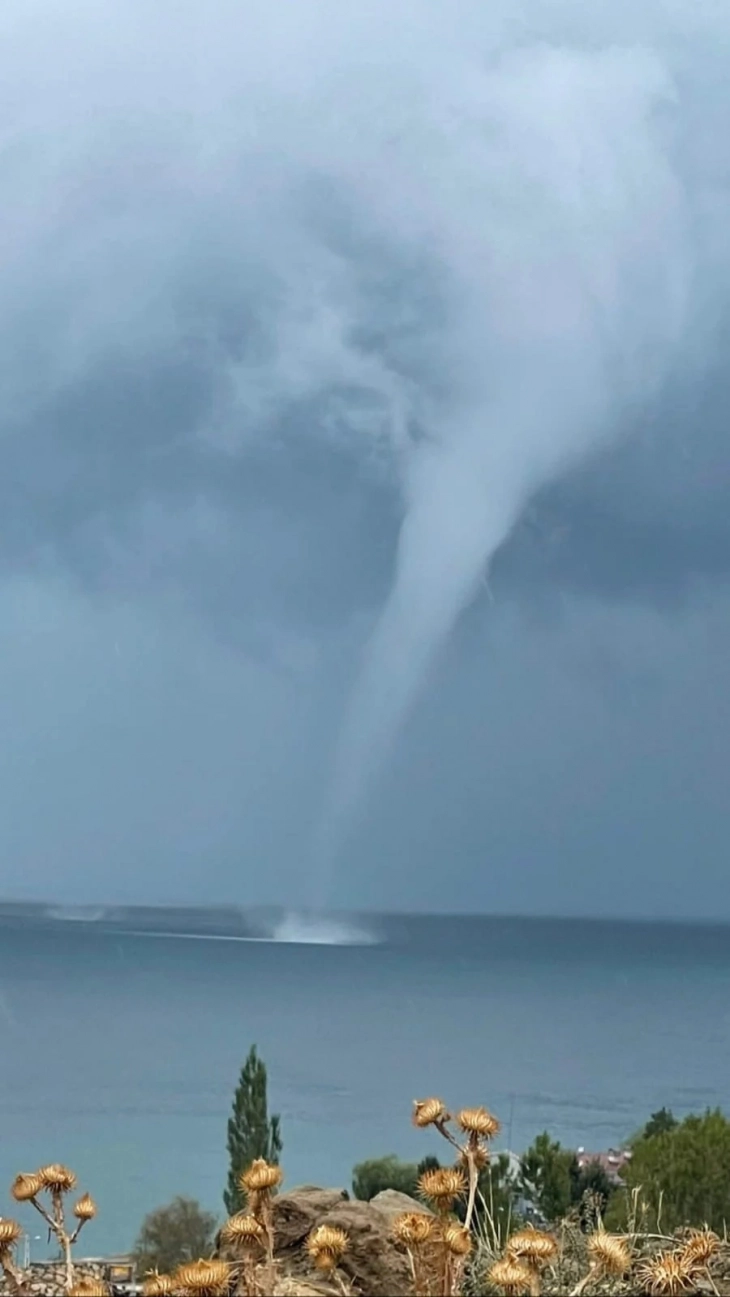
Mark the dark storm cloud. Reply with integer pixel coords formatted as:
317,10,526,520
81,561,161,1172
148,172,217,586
0,0,729,913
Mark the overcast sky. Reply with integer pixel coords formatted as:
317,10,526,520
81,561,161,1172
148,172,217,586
1,0,729,918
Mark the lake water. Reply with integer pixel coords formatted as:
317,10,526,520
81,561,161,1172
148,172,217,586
0,913,728,1257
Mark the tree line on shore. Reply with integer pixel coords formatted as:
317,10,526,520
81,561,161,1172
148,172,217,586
132,1046,730,1277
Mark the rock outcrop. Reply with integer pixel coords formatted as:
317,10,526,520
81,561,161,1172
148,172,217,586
272,1184,431,1296
216,1184,432,1296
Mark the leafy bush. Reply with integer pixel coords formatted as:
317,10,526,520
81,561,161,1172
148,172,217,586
607,1107,730,1233
352,1154,420,1200
519,1132,575,1222
132,1196,217,1277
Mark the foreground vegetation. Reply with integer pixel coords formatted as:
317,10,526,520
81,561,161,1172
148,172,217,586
2,1047,730,1293
3,1101,730,1293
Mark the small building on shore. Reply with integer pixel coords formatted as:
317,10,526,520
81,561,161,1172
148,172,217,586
576,1146,632,1185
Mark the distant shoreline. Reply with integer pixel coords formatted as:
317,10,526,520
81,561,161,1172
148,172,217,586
1,899,729,932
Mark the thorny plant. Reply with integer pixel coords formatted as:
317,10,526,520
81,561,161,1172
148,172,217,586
480,1208,727,1297
306,1225,352,1295
391,1099,730,1297
2,1166,99,1295
142,1157,352,1297
478,1208,728,1297
139,1158,284,1296
5,1104,730,1297
388,1098,502,1296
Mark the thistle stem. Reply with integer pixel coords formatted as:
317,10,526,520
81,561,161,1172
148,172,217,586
29,1198,55,1233
463,1150,479,1234
70,1219,87,1247
60,1231,74,1292
30,1192,74,1291
234,1256,258,1296
0,1248,26,1296
434,1122,462,1154
569,1262,598,1296
261,1196,274,1267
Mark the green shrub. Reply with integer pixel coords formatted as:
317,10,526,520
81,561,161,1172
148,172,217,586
352,1155,420,1200
607,1107,730,1233
132,1196,217,1277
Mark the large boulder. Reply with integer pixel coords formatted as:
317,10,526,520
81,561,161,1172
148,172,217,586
273,1186,350,1251
216,1184,431,1295
369,1188,434,1224
270,1186,429,1297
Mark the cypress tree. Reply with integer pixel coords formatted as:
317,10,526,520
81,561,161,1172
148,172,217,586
224,1045,283,1215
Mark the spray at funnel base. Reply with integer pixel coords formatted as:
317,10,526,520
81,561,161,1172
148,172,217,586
271,911,379,945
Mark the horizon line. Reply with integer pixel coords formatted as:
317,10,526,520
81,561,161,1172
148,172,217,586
0,897,728,930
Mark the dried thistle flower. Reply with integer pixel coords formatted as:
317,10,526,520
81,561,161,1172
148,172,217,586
221,1212,265,1245
11,1172,42,1202
679,1227,720,1270
68,1279,110,1297
488,1257,534,1296
239,1159,283,1194
174,1258,232,1296
637,1252,693,1296
37,1163,77,1193
456,1106,501,1139
506,1226,558,1268
443,1223,471,1257
412,1098,448,1128
73,1193,97,1221
418,1166,466,1209
586,1230,631,1276
306,1224,349,1273
142,1274,176,1297
0,1220,22,1248
392,1212,434,1248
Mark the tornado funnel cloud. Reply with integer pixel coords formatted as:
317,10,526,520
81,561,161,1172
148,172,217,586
315,449,518,900
313,46,690,904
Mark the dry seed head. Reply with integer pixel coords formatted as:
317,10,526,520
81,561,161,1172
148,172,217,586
174,1259,231,1296
11,1172,43,1202
239,1158,283,1194
506,1227,558,1267
306,1224,349,1273
680,1227,720,1269
587,1231,631,1276
456,1106,501,1139
412,1097,448,1128
488,1257,534,1296
142,1275,176,1297
37,1163,77,1193
73,1193,97,1221
220,1212,264,1248
443,1224,471,1258
637,1252,693,1296
418,1166,466,1207
68,1280,110,1297
392,1212,434,1248
0,1220,22,1248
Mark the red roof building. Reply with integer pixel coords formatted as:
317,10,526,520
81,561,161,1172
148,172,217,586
575,1147,632,1185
